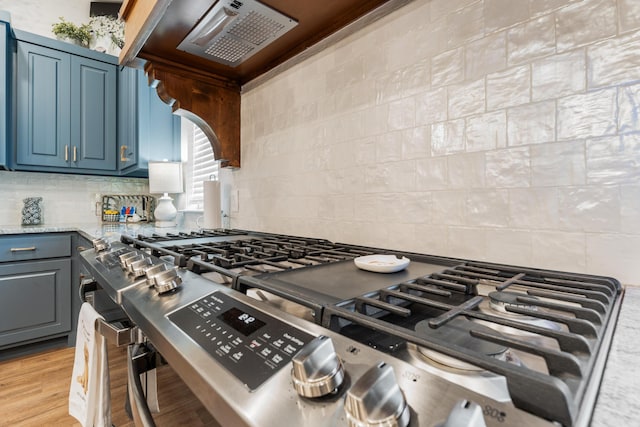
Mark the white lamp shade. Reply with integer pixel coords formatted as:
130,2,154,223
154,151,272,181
148,161,184,194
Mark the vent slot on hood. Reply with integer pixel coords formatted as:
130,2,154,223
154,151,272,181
178,0,298,67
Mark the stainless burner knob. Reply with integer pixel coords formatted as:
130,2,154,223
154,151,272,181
291,335,344,398
438,400,487,427
130,257,153,278
124,255,144,274
119,251,139,269
154,269,182,294
144,263,169,287
345,362,410,427
92,238,110,252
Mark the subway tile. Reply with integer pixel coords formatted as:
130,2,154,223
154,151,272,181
508,187,560,229
555,0,617,52
485,229,533,266
484,0,531,33
431,119,466,155
486,65,531,110
619,0,640,33
586,134,640,185
507,14,556,65
447,78,485,119
507,100,556,146
557,88,617,140
618,84,640,133
388,97,416,131
465,189,510,227
377,192,432,224
415,86,448,126
432,48,465,87
363,160,417,193
413,224,449,255
531,231,586,272
402,126,431,160
430,0,481,20
446,1,485,48
375,58,431,104
447,226,488,260
529,0,582,17
485,147,531,188
531,140,586,187
587,29,640,88
465,32,507,81
447,152,486,189
586,234,640,284
558,186,621,232
465,110,507,152
431,191,467,225
621,185,640,234
416,157,449,190
375,131,403,163
361,104,389,137
532,49,586,101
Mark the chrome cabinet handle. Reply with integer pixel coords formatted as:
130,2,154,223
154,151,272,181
64,145,69,161
10,246,36,252
73,146,77,162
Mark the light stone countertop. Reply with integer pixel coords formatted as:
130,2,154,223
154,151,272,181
1,222,638,425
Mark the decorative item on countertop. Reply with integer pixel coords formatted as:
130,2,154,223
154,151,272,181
100,195,155,222
21,197,43,226
148,161,184,228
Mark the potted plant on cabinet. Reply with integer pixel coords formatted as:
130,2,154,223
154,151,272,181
88,15,124,55
51,17,91,47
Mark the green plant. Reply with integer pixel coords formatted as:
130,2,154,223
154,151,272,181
51,17,92,47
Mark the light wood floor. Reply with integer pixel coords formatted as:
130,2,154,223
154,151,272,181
0,343,220,426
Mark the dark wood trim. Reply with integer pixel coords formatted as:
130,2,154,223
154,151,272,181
145,62,241,168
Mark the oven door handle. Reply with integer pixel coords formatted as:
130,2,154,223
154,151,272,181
127,344,158,427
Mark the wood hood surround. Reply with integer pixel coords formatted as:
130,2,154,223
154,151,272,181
118,0,413,168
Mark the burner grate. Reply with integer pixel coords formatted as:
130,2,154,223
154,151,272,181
322,261,622,427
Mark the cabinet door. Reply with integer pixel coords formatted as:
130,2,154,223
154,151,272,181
117,66,138,171
118,67,181,176
71,55,117,170
16,41,71,168
0,258,71,348
0,20,9,169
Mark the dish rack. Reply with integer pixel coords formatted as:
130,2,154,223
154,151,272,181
100,195,155,222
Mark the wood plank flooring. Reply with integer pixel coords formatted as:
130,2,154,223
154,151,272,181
0,343,220,426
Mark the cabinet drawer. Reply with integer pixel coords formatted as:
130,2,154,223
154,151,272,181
0,234,71,262
0,258,71,348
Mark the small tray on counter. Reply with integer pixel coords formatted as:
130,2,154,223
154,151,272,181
100,195,155,222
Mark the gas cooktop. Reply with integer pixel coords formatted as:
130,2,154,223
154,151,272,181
84,229,623,427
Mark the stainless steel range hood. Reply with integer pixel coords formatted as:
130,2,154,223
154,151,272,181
177,0,298,67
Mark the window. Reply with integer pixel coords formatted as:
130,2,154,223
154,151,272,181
182,119,219,210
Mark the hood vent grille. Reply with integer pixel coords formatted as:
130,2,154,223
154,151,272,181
178,0,298,67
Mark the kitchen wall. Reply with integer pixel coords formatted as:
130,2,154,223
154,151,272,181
0,0,149,227
0,170,146,225
228,0,640,284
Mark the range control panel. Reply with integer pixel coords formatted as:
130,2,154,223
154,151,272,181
168,292,314,390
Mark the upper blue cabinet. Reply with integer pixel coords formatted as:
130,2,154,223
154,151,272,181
0,13,10,170
14,31,117,174
118,67,181,177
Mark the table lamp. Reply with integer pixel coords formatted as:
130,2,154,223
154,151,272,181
148,161,183,227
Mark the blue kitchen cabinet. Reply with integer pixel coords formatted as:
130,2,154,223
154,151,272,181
0,13,10,170
118,66,181,176
0,234,71,353
14,30,117,174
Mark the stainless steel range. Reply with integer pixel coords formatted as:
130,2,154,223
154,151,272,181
81,229,623,427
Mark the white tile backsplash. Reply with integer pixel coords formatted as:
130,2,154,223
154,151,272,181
231,0,639,284
0,171,148,226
